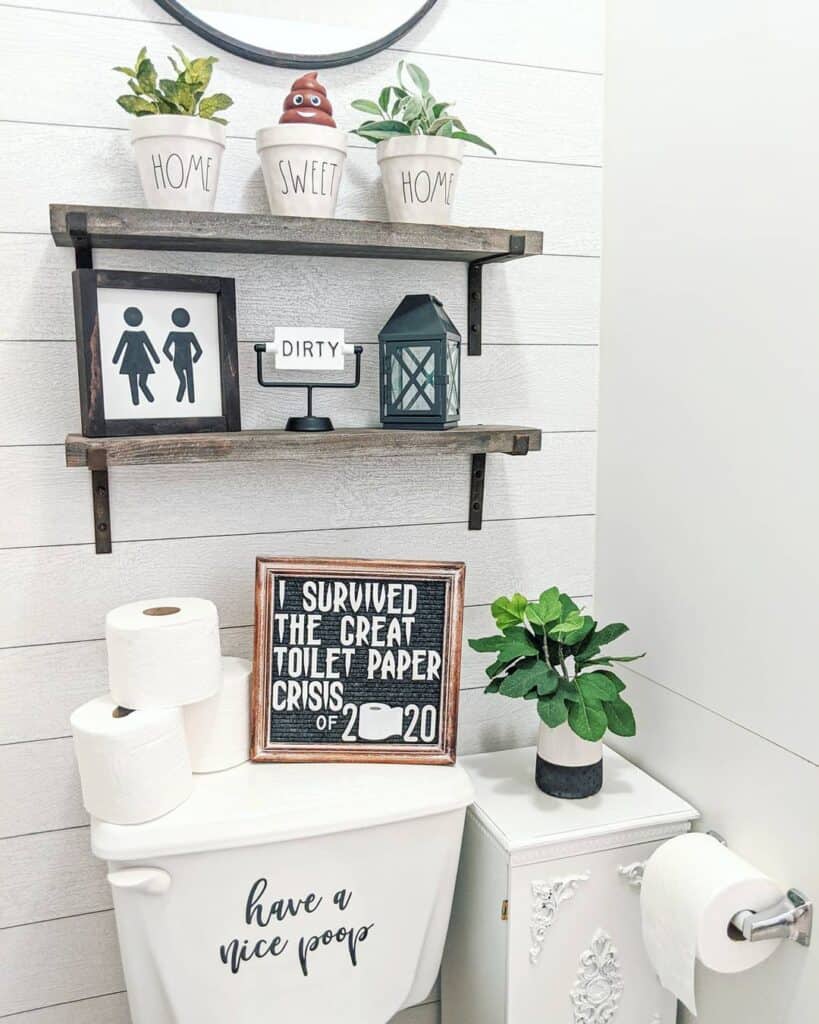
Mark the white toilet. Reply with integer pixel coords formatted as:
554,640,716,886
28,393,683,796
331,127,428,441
91,760,473,1024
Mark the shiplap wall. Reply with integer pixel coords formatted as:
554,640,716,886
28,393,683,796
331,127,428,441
0,1,602,1020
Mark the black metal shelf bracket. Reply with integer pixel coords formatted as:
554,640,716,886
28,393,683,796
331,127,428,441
469,453,487,530
467,431,530,529
66,211,93,269
87,448,112,554
467,233,527,356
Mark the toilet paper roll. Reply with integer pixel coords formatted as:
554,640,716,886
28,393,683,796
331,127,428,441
357,702,404,741
106,597,221,709
183,656,251,773
70,695,193,824
641,832,784,1015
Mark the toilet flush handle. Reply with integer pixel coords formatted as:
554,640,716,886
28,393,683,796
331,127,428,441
107,866,171,895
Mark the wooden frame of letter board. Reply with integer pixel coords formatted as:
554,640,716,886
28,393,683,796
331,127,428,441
251,557,465,765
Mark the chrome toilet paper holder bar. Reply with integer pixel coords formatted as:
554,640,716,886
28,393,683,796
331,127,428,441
708,832,812,947
729,890,812,947
618,831,813,948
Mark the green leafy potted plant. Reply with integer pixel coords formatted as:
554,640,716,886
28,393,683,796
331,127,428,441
469,588,642,799
115,46,234,212
351,61,495,225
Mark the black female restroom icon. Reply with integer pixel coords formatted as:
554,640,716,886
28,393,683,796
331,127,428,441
112,306,159,406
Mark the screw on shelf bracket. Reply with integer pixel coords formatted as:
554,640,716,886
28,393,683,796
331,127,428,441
469,453,486,530
467,233,527,356
87,448,111,554
66,211,93,269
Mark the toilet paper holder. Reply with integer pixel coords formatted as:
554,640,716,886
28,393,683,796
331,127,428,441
619,831,813,948
728,890,812,947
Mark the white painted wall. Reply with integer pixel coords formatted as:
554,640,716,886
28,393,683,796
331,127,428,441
0,1,603,1019
598,2,819,1021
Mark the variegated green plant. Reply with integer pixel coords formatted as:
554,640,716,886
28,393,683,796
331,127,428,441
114,46,233,123
351,60,496,153
469,588,643,742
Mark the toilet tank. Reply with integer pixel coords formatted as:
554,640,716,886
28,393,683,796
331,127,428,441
91,760,473,1024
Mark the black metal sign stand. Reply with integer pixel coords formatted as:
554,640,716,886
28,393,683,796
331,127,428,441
254,343,364,431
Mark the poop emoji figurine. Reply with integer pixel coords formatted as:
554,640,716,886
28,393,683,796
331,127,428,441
256,70,347,217
279,72,336,128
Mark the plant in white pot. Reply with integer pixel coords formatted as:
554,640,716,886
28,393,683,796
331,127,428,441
115,46,233,211
469,588,642,799
256,72,349,218
351,61,496,225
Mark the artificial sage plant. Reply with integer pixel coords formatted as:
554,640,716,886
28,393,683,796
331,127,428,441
351,60,496,153
469,588,642,742
114,46,234,123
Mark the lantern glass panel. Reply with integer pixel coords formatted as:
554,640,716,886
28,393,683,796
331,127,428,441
389,343,437,413
446,337,460,419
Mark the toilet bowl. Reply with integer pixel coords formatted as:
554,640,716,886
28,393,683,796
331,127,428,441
91,759,474,1024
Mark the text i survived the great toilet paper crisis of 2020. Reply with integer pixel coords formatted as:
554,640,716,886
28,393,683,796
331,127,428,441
250,558,465,764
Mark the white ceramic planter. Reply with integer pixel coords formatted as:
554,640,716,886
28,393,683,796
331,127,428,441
535,721,603,799
130,115,225,212
376,136,464,225
256,124,348,218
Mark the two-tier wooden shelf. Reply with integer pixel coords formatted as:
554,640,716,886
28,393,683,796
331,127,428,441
51,205,543,552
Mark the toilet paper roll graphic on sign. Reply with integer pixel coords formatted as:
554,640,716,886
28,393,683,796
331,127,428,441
357,703,404,741
640,832,785,1014
70,695,193,824
106,597,222,709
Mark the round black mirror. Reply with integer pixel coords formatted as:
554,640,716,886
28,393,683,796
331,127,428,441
153,0,440,69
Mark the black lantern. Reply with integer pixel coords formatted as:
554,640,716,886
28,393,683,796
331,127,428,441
378,295,461,430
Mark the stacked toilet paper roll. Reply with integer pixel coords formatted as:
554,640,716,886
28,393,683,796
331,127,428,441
106,597,222,709
641,832,785,1014
71,596,254,826
70,696,193,824
183,656,252,772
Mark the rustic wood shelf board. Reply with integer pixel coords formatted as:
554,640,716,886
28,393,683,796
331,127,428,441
51,204,543,356
65,426,541,551
65,425,541,467
50,205,543,264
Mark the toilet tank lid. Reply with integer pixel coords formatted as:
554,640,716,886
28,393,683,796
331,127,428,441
90,759,474,861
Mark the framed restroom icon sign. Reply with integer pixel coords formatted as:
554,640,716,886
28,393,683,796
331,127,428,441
72,268,240,437
251,557,466,765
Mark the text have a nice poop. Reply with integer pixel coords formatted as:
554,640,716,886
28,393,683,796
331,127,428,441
271,579,441,716
220,878,373,978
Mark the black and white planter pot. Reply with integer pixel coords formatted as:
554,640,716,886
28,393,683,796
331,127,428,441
376,136,464,225
130,115,225,212
535,722,603,799
256,124,348,218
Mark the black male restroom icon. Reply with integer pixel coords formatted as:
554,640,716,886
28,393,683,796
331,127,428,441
111,307,160,406
163,307,203,403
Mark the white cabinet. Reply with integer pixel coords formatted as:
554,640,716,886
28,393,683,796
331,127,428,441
441,746,699,1024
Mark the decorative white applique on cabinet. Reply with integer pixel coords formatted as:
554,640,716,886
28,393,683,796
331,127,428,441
529,872,591,964
617,861,646,888
570,929,624,1023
